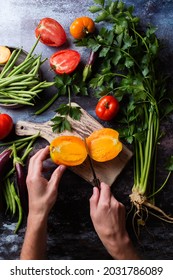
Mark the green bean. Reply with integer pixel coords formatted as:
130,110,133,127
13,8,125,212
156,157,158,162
1,83,53,104
7,56,35,77
11,182,23,234
0,48,22,78
0,50,17,76
35,92,59,115
0,133,40,147
0,98,34,105
1,89,38,96
0,74,34,88
29,81,54,92
6,186,13,213
22,55,41,72
0,91,39,102
9,180,16,216
0,133,40,233
0,84,45,104
29,81,45,91
0,96,30,104
2,186,10,213
39,81,55,88
0,91,33,102
9,79,39,87
25,36,40,59
0,73,34,82
29,56,41,76
0,75,34,83
0,39,54,107
4,86,27,91
5,179,16,215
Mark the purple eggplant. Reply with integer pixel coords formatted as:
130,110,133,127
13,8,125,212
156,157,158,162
0,149,12,213
0,149,12,177
83,50,98,82
12,144,28,214
15,162,28,214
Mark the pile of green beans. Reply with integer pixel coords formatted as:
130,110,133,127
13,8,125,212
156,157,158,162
3,179,22,233
0,133,39,233
0,39,54,106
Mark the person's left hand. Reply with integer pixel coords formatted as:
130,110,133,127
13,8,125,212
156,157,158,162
26,146,66,219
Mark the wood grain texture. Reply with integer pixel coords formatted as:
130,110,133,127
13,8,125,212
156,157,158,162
15,103,133,186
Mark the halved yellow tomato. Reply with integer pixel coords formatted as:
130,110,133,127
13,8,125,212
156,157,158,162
50,135,87,166
86,128,122,162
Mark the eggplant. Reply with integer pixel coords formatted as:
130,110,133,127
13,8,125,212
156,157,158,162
15,162,28,214
0,149,12,178
0,149,12,215
12,144,28,215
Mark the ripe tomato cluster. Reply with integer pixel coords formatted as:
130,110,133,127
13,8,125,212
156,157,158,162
35,17,95,75
34,17,120,121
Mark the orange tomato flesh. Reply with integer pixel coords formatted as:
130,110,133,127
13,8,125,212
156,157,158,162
0,46,11,64
50,128,122,166
50,136,87,166
86,128,123,162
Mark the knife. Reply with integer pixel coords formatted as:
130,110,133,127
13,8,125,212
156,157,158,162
84,139,100,189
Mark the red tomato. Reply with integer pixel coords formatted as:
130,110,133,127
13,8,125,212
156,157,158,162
50,49,80,74
95,95,119,121
0,113,13,140
35,17,66,47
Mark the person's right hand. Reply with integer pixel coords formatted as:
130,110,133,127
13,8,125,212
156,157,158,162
90,182,139,260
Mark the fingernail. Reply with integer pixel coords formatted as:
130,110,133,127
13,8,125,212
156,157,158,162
60,165,66,171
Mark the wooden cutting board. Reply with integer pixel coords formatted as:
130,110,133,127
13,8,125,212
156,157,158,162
15,103,133,186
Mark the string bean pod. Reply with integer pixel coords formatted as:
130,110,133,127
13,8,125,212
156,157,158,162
0,39,54,105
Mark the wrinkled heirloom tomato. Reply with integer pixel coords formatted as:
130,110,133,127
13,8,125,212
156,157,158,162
35,17,66,47
70,16,95,39
95,95,119,121
0,113,13,140
50,49,80,75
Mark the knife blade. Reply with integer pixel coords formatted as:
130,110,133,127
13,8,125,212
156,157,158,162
84,139,100,188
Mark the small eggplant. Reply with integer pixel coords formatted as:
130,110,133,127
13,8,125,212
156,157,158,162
0,149,12,214
0,149,12,177
83,50,98,82
12,144,28,215
15,162,28,215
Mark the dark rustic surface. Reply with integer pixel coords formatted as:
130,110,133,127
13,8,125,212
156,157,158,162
0,0,173,260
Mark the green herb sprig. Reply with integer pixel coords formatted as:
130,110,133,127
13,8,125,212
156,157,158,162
76,0,173,224
51,73,88,132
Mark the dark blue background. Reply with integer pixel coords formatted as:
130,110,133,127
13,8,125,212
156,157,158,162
0,0,173,260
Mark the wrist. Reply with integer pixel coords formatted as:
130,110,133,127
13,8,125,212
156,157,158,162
20,212,48,260
106,234,140,260
27,212,48,230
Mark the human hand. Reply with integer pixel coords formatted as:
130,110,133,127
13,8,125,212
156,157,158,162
90,182,139,260
26,146,66,220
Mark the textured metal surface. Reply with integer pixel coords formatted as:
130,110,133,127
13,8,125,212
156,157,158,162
0,0,173,260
